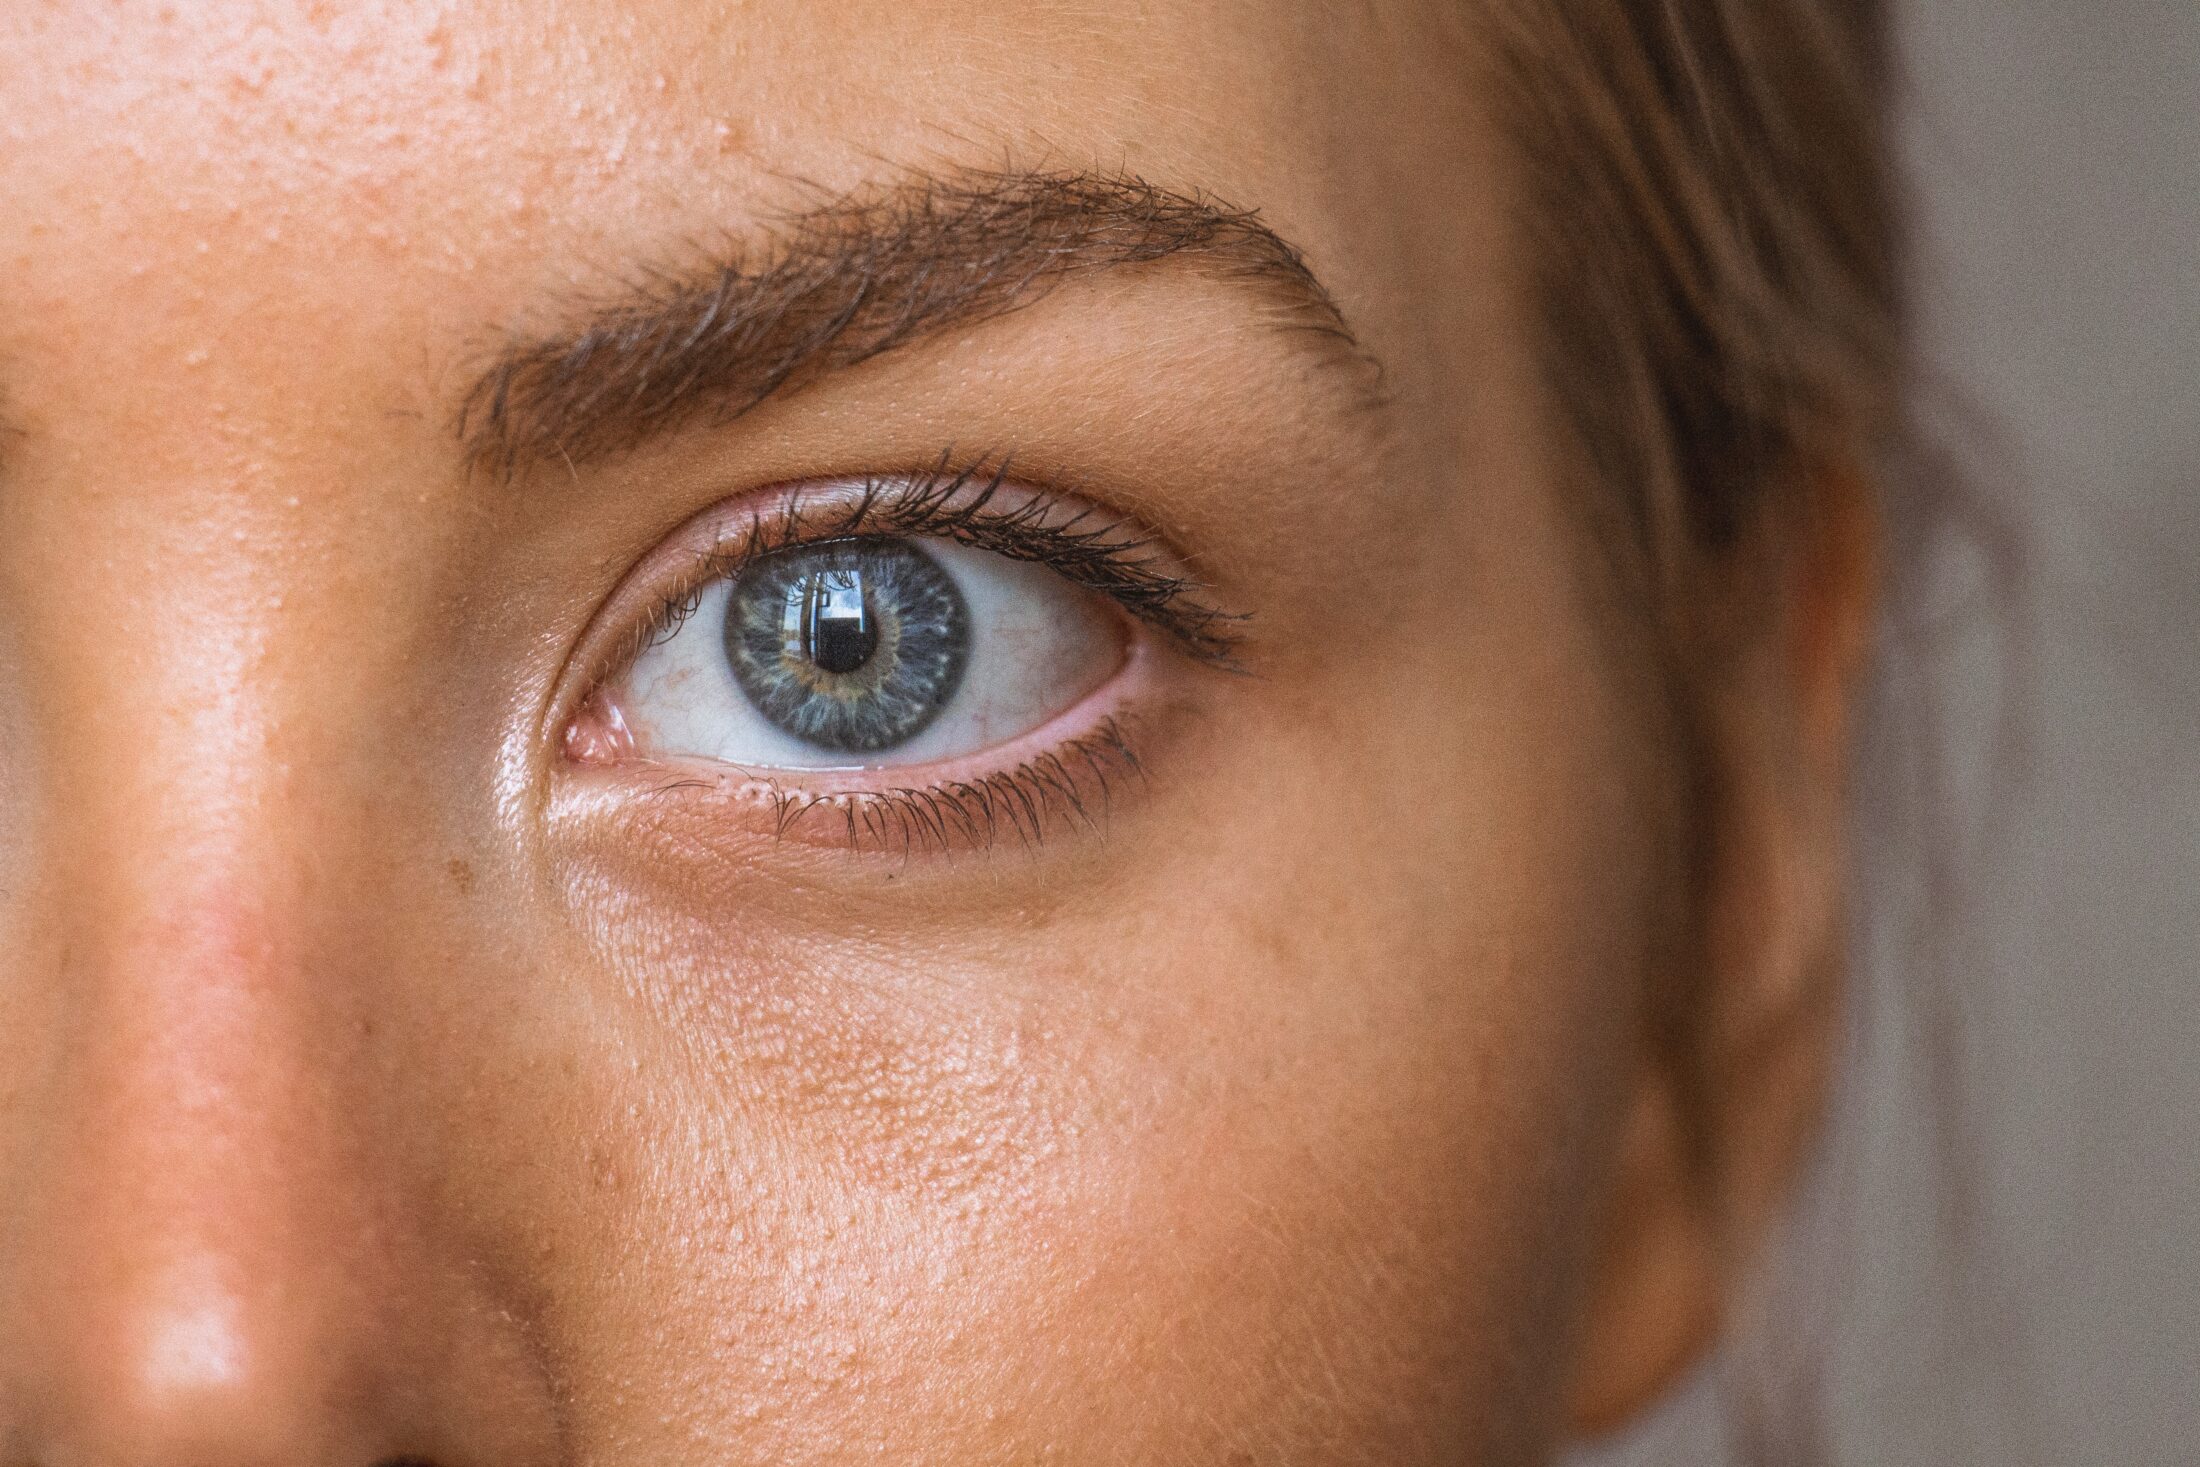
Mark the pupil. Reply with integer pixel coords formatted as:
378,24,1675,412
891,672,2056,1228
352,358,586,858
799,568,877,675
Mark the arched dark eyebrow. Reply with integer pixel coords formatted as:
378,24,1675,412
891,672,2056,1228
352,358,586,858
457,169,1371,479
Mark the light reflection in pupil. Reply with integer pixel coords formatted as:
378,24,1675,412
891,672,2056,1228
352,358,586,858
787,568,877,675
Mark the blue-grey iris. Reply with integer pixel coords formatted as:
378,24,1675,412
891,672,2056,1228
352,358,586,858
722,539,970,753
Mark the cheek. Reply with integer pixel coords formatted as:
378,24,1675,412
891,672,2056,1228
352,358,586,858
484,676,1665,1466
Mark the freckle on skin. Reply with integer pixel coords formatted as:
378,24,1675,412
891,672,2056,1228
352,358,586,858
446,857,476,895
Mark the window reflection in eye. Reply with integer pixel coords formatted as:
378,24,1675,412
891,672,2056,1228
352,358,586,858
619,535,1124,771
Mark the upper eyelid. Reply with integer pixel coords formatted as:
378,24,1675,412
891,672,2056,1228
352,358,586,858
621,463,1248,672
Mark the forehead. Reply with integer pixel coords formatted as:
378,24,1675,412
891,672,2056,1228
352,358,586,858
0,2,1483,375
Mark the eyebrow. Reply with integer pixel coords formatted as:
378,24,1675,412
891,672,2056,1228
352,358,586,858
457,168,1371,478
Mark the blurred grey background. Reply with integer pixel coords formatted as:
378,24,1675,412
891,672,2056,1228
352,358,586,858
1581,3,2199,1464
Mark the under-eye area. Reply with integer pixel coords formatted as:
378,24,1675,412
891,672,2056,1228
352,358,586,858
555,460,1242,854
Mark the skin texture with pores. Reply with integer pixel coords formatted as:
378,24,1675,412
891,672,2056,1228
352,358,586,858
0,3,1870,1464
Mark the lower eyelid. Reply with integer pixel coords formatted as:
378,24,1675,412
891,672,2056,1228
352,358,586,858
555,638,1180,856
747,714,1148,854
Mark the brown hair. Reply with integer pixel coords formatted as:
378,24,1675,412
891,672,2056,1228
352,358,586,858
1489,0,1903,578
1487,4,1915,1463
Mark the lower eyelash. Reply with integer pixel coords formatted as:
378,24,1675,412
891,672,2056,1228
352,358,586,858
752,716,1146,856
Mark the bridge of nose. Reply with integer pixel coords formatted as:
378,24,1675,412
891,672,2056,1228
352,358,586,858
0,454,563,1465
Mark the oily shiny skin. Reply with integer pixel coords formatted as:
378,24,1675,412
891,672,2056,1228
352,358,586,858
0,3,1696,1463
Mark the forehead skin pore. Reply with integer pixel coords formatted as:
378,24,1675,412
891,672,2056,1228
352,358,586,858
0,4,1677,1466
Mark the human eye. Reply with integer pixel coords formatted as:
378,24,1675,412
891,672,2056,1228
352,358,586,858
557,462,1241,852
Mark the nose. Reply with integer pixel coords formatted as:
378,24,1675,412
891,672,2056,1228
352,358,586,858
0,866,562,1467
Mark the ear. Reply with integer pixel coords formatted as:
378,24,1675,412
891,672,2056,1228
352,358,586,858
1566,457,1880,1435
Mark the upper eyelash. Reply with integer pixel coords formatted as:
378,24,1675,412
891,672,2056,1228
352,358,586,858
628,456,1248,673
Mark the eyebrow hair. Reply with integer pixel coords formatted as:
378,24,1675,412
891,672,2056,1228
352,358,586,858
458,168,1371,478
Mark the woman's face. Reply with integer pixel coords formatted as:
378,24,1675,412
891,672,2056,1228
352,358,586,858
0,3,1824,1463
